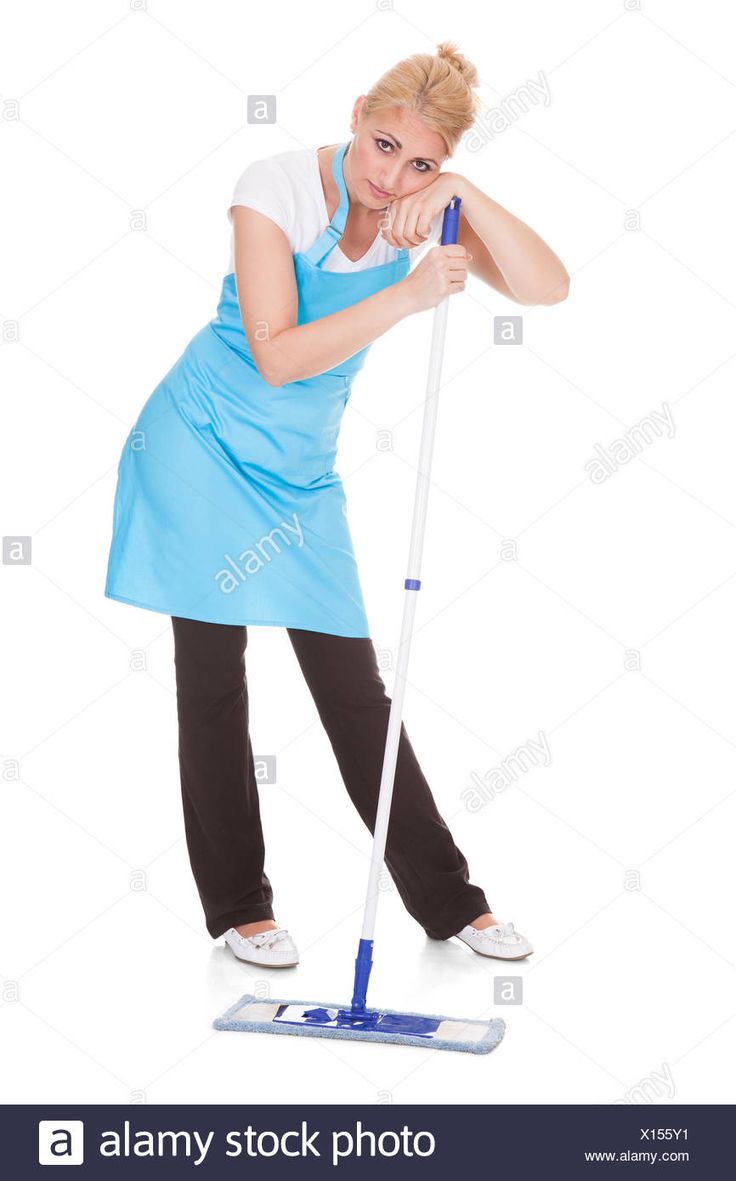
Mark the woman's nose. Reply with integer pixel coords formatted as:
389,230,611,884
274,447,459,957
378,164,403,195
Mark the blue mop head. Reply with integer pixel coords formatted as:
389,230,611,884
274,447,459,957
213,994,505,1054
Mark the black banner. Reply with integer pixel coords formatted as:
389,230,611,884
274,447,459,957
4,1103,731,1178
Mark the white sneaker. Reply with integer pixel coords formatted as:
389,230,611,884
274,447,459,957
453,920,533,960
223,926,300,967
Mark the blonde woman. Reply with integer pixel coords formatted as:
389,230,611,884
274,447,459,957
105,42,569,968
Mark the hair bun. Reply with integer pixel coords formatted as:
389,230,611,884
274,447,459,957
436,40,479,87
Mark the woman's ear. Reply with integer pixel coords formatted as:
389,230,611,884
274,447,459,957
350,94,366,130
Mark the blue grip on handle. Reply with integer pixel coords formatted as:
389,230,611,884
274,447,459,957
440,196,462,245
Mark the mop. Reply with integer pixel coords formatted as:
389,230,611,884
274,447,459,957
214,198,506,1054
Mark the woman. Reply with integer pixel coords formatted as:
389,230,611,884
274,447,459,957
105,42,569,969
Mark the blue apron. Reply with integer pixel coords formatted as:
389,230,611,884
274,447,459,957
104,141,409,637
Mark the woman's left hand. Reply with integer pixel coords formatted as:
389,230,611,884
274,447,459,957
380,172,467,249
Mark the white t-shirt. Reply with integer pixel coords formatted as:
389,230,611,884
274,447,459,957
226,146,444,273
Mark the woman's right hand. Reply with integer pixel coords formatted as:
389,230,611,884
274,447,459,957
400,244,473,314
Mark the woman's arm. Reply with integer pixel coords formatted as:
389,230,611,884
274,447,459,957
456,179,570,306
379,172,570,307
231,206,469,387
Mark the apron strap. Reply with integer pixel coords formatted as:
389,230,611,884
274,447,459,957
303,141,409,268
303,142,350,266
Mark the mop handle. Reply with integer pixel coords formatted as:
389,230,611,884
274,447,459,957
351,197,462,1012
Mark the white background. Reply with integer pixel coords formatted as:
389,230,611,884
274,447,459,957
1,0,734,1104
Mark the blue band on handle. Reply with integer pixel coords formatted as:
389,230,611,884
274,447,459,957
404,578,421,590
440,196,462,245
350,938,374,1014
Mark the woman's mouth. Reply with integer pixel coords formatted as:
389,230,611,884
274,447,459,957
368,180,391,199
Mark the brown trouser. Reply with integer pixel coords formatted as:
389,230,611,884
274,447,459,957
171,616,490,940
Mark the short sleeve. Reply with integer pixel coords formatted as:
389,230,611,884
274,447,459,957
227,157,295,240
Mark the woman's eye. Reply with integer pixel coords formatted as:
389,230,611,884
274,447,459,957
375,139,430,172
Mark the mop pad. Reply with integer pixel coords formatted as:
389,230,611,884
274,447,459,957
213,994,505,1054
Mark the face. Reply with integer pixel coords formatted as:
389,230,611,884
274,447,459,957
346,98,448,210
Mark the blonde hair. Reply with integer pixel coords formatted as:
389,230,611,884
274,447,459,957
360,41,480,157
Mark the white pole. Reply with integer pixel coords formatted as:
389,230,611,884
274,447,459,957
360,293,452,941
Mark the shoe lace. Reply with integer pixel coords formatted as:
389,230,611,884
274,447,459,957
479,921,521,943
248,928,290,948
